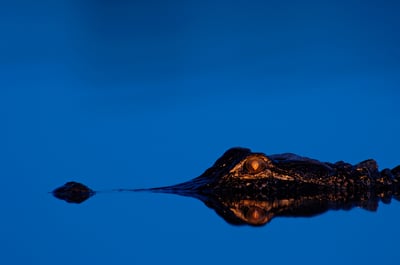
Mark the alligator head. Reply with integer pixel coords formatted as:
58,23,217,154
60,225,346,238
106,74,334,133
52,147,400,226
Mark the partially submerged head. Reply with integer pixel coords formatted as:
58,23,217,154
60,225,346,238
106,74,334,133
192,147,334,192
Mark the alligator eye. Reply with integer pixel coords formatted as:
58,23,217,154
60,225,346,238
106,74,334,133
244,207,270,225
244,157,266,174
246,207,265,220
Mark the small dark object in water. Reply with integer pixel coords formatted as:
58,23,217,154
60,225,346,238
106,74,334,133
52,181,95,203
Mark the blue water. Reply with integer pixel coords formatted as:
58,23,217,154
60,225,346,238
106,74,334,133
2,1,400,264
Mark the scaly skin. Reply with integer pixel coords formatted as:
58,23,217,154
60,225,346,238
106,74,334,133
53,147,400,226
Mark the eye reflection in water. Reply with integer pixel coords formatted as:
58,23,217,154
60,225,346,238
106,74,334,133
53,147,400,226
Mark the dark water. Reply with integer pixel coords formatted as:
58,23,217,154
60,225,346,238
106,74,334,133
2,1,400,264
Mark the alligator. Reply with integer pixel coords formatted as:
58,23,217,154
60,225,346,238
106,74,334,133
53,147,400,226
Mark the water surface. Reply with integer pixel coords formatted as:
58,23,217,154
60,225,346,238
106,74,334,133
2,1,400,265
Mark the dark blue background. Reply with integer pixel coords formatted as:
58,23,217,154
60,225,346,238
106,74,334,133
2,1,400,264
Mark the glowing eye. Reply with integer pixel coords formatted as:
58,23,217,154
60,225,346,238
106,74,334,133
246,207,265,220
244,206,270,225
244,157,266,174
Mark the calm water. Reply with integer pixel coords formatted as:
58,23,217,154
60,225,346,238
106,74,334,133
2,1,400,265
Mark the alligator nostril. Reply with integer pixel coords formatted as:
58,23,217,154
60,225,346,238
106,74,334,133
52,181,95,203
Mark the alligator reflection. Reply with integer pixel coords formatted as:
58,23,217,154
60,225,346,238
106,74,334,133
53,147,400,226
